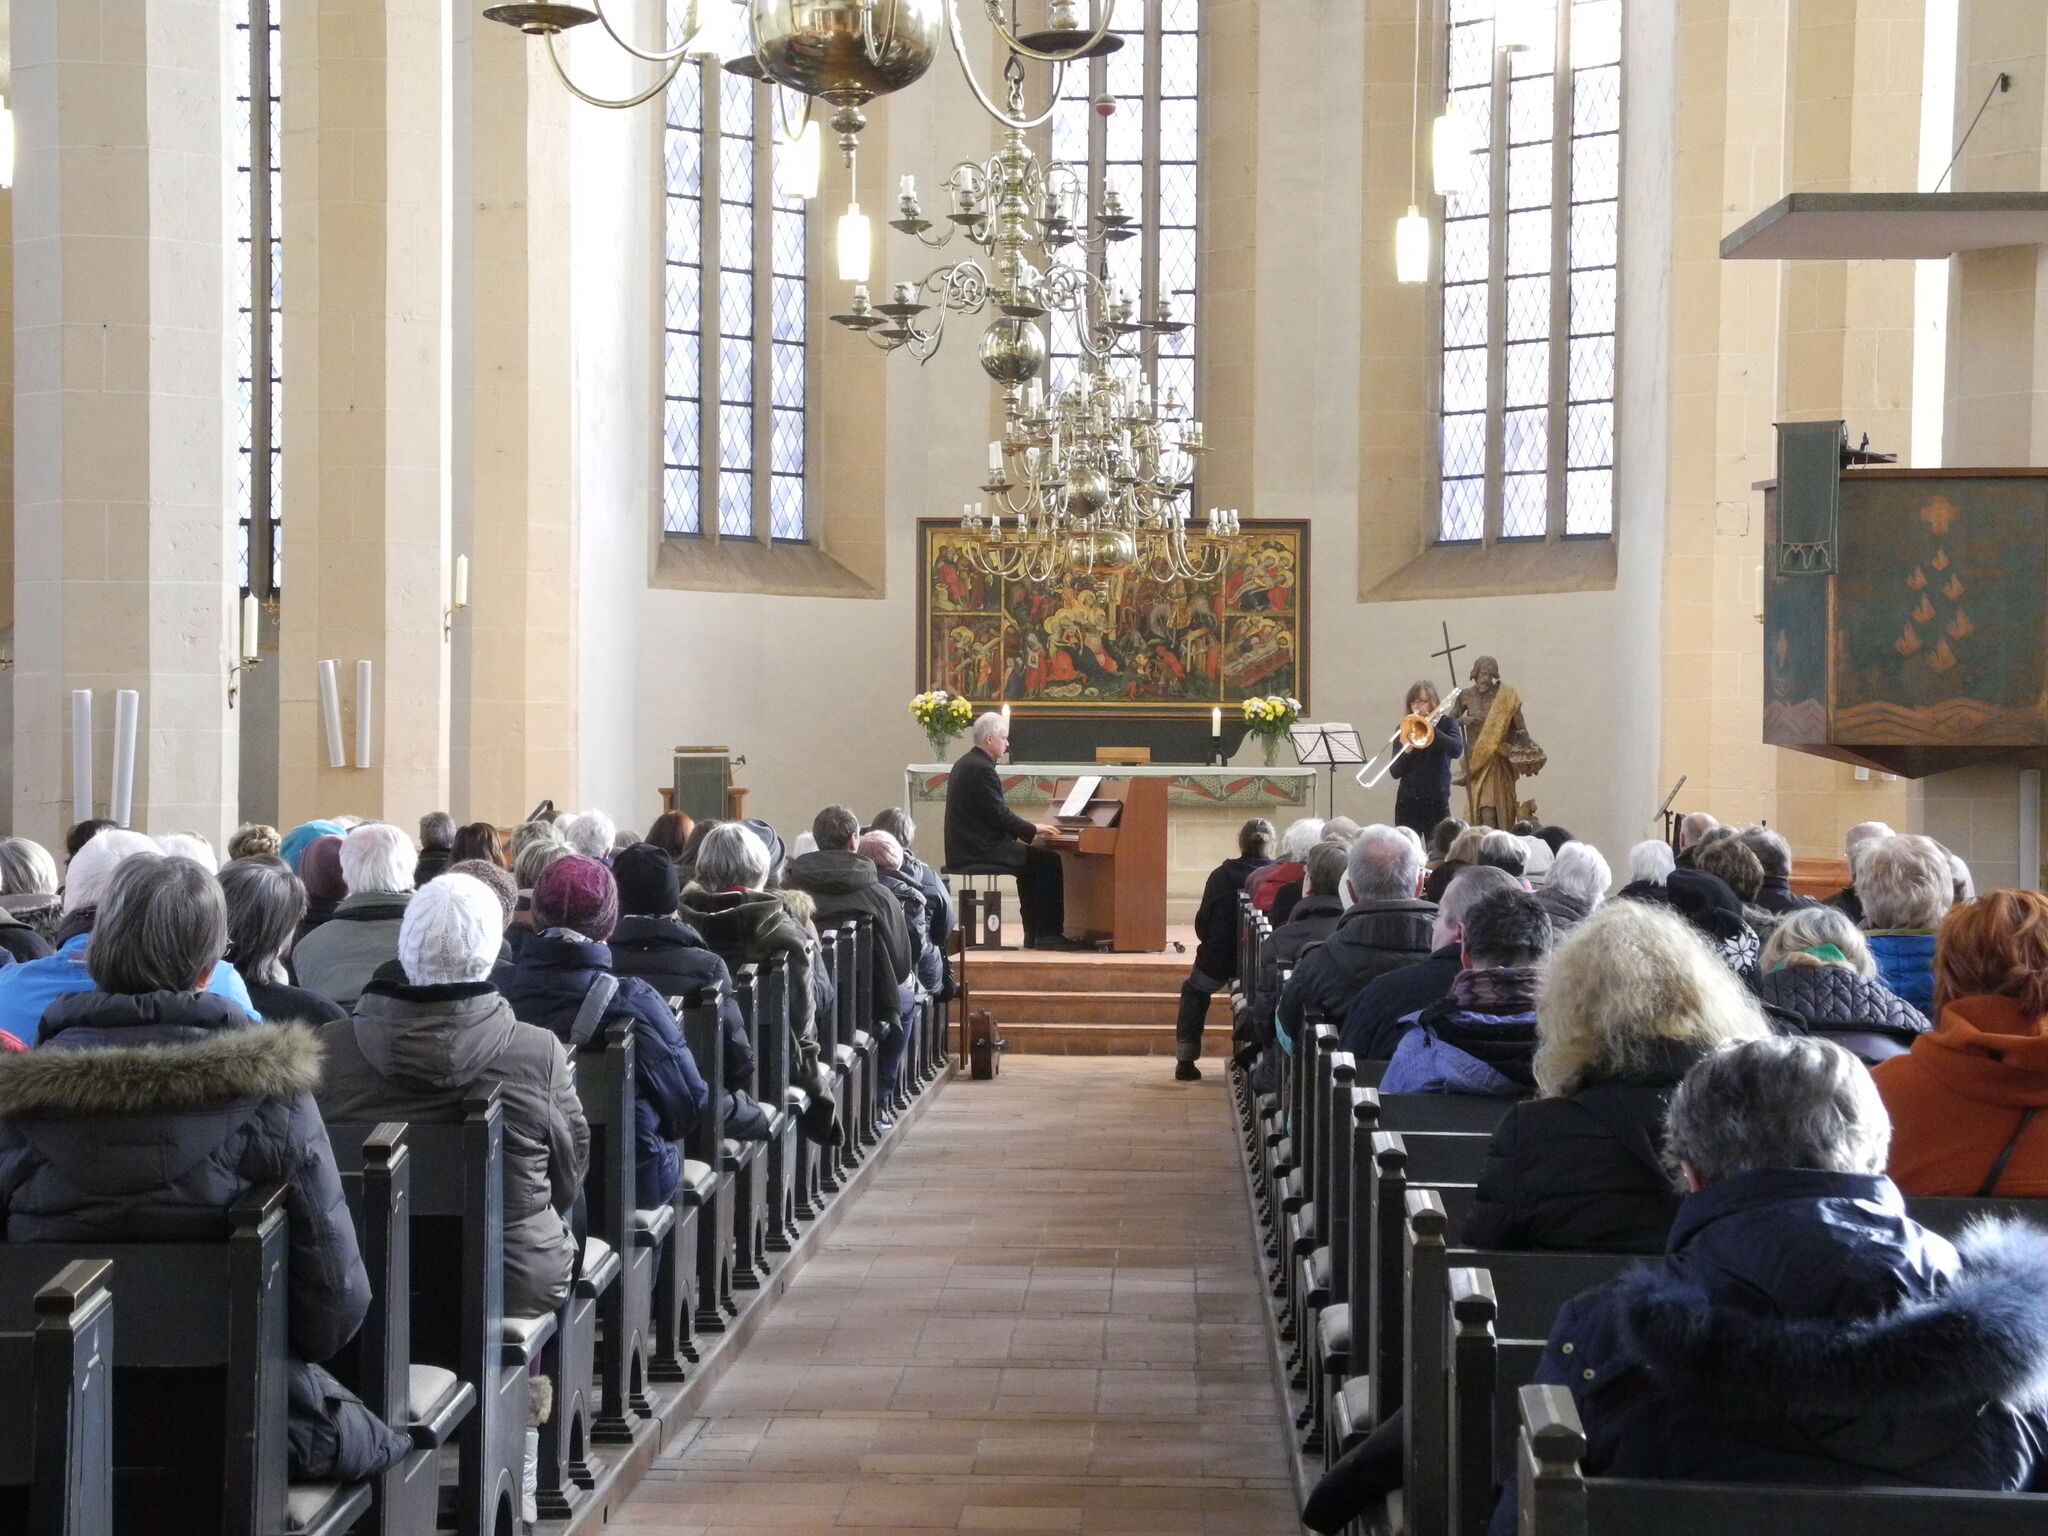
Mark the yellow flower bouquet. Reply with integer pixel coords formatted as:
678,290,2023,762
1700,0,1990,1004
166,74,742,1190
909,689,975,760
1241,695,1303,766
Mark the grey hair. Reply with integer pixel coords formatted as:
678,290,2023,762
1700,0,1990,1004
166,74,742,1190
1845,820,1895,860
506,820,559,866
1345,824,1424,905
871,806,916,845
1665,1035,1890,1186
1678,811,1719,847
1627,839,1675,885
1859,834,1953,931
1533,901,1769,1098
219,857,308,986
1322,817,1362,845
0,838,60,898
971,711,1006,746
419,810,457,849
1436,864,1520,947
1304,840,1349,897
340,822,415,896
1545,841,1611,910
563,810,616,861
1280,817,1326,862
86,853,229,994
1476,828,1527,873
1759,904,1875,977
1945,846,1976,903
697,822,771,891
512,834,570,891
1444,826,1490,864
1737,826,1793,880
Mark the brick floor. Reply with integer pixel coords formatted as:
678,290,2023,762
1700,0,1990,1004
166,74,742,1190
620,1058,1303,1534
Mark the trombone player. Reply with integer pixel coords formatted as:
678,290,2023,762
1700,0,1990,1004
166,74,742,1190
1385,680,1465,838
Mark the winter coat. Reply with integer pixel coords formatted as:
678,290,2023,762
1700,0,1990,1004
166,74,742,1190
876,867,943,996
1251,892,1346,1045
897,851,955,996
1192,853,1272,982
1275,897,1439,1051
943,745,1036,868
316,979,586,1317
608,914,770,1140
1665,870,1760,980
1752,963,1929,1065
1866,929,1939,1013
1421,859,1469,907
1613,878,1674,909
784,849,913,1021
1462,1041,1709,1254
246,977,348,1028
0,989,371,1363
1754,873,1819,915
1338,944,1463,1061
293,891,413,1009
1497,1170,2048,1534
1245,860,1304,916
1533,885,1593,933
1873,994,2048,1198
678,884,830,1071
0,931,259,1045
1379,966,1543,1096
0,894,61,950
412,848,453,887
1388,710,1465,835
0,909,52,964
1827,883,1866,924
496,930,707,1208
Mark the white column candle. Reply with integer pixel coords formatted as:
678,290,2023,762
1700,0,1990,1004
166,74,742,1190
1211,705,1222,738
240,593,260,664
453,554,470,611
110,689,139,828
70,690,93,824
988,441,1004,474
354,660,374,769
318,660,345,768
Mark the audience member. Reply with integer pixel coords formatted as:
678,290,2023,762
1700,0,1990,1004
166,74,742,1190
156,831,220,871
1672,810,1719,869
1380,887,1554,1095
1873,889,2048,1197
1427,818,1465,866
1322,817,1363,845
510,833,573,958
1422,824,1525,904
1274,827,1434,1051
1507,1036,2048,1524
297,833,348,941
1339,864,1519,1061
414,811,457,885
785,806,913,1036
1826,819,1896,924
279,818,346,873
609,843,768,1141
227,822,283,862
645,810,695,862
1616,838,1676,903
855,827,934,1112
0,853,399,1485
1858,834,1953,1011
1535,841,1610,932
870,807,955,996
63,817,118,867
1245,842,1351,1083
673,818,722,888
1513,820,1556,885
450,820,503,868
678,822,838,1146
1945,843,1978,904
293,822,417,1009
1173,818,1275,1082
1697,836,1777,943
1664,867,1760,979
318,873,589,1318
446,857,517,933
1754,906,1928,1065
506,818,561,871
220,859,347,1026
1537,824,1575,857
742,818,789,883
1737,826,1815,914
1244,816,1323,916
0,828,258,1043
0,837,60,959
562,809,617,862
499,855,707,1206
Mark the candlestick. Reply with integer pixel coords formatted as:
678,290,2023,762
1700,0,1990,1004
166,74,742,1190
988,441,1004,474
71,690,93,824
111,690,139,828
900,173,916,200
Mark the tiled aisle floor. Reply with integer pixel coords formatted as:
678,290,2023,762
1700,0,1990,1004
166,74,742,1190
619,1058,1304,1534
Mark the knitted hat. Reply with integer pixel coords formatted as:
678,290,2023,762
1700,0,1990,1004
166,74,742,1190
532,854,620,942
280,819,345,872
299,835,347,903
62,829,160,914
400,874,503,985
744,818,786,879
445,859,517,928
856,829,904,874
612,843,680,917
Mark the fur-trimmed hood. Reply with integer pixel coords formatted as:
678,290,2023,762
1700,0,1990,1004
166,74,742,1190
1617,1217,2048,1416
0,1017,323,1119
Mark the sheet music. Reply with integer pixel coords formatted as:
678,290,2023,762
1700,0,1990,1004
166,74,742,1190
1059,775,1102,819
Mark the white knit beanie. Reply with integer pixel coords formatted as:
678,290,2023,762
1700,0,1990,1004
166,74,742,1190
399,873,502,985
64,829,161,913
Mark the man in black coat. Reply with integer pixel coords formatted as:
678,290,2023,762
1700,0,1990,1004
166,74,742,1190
1340,862,1520,1060
1386,680,1465,838
1275,826,1435,1052
942,713,1066,947
785,805,914,1028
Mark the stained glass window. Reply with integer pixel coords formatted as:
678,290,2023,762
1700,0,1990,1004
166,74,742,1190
1048,0,1200,513
1436,0,1619,542
663,27,809,543
232,1,281,595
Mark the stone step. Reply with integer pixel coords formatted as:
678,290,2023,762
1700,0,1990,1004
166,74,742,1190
995,1022,1185,1056
970,986,1228,1027
958,956,1196,993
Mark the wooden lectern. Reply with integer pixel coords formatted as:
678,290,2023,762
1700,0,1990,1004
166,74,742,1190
1039,775,1168,952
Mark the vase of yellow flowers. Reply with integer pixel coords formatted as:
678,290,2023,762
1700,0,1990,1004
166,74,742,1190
1242,695,1302,767
909,689,975,761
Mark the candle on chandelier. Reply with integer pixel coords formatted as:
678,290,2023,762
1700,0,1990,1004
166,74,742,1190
900,173,917,200
988,441,1004,474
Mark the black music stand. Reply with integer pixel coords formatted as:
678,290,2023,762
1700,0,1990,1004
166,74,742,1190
1657,774,1688,849
1290,721,1365,820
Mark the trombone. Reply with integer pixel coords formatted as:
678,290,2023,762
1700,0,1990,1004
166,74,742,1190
1355,689,1461,789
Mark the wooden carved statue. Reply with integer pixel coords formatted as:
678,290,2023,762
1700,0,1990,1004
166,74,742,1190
1452,654,1546,828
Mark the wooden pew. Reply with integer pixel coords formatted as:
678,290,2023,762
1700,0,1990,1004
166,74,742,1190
333,1124,476,1536
1514,1383,2048,1535
0,1257,114,1536
728,964,772,1293
846,913,882,1150
1279,1025,1338,1333
758,952,807,1249
333,1090,543,1536
673,984,737,1334
1298,1048,1358,1455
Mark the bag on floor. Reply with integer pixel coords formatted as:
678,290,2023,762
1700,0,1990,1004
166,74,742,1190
968,1008,1004,1080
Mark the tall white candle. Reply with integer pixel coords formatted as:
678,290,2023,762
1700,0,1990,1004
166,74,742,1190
1211,705,1222,738
240,593,260,664
110,690,139,828
1000,702,1011,725
318,661,345,768
453,554,470,611
987,441,1004,474
900,173,916,200
70,690,93,824
355,660,374,770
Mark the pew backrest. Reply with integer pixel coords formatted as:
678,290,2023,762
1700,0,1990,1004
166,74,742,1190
0,1257,114,1536
670,984,728,1163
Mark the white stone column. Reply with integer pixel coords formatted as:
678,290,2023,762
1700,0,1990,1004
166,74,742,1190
12,0,238,849
277,0,451,825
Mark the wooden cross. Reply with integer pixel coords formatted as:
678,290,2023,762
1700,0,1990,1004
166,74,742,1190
1431,621,1466,693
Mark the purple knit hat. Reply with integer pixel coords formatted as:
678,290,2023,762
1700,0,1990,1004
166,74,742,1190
532,854,620,942
299,835,347,903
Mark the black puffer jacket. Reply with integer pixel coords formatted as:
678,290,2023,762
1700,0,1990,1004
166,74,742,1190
609,915,754,1090
1252,892,1347,1044
1753,963,1930,1064
1193,853,1272,982
0,989,370,1362
1461,1041,1709,1254
784,850,912,1019
1275,897,1437,1049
